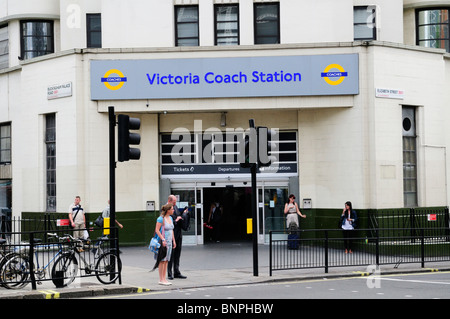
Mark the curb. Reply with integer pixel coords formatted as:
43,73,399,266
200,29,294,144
0,285,139,299
1,266,449,299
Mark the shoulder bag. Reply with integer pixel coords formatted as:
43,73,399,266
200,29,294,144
70,206,81,228
148,217,165,254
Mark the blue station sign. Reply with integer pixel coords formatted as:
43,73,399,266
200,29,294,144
90,54,359,100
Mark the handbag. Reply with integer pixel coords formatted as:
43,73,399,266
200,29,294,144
94,215,104,227
148,217,165,254
148,235,161,253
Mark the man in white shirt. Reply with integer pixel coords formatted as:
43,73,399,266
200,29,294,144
69,196,86,239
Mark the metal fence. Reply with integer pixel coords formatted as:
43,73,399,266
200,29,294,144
269,227,450,275
0,215,121,290
367,207,450,240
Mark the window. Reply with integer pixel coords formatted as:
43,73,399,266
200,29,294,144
20,20,54,60
402,107,418,207
254,2,280,44
0,180,11,211
0,25,8,69
160,130,297,175
416,8,450,52
87,14,102,48
175,6,199,46
215,4,239,46
0,124,11,164
45,114,56,212
354,6,376,40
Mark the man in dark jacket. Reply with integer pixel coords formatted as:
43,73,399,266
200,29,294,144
167,195,187,280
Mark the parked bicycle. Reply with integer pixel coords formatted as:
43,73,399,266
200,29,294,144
51,234,121,287
0,233,68,289
0,233,121,289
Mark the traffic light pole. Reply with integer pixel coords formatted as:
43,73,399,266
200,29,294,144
251,162,258,277
108,106,121,284
108,106,116,237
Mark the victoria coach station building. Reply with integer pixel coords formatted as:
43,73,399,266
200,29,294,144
2,1,450,245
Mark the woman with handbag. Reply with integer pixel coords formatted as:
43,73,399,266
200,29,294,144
153,203,176,285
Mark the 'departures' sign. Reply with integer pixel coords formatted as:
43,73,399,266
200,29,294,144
90,54,359,100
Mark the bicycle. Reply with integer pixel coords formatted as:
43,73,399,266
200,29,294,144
0,238,23,288
0,233,69,289
51,234,122,287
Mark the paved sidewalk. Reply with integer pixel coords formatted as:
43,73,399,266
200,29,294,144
1,242,449,299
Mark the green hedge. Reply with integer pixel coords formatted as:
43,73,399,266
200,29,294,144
21,211,161,247
21,206,448,247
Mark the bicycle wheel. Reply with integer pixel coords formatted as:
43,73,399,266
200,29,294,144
95,252,122,284
0,252,19,287
0,252,18,288
0,254,30,289
51,252,78,288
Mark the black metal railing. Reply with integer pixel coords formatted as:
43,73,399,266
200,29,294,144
269,227,450,275
0,227,121,290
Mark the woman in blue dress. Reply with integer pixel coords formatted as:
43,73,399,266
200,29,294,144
154,203,176,285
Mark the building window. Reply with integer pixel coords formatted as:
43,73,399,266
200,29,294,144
0,25,8,69
175,6,199,46
0,180,11,211
416,8,450,52
20,20,54,60
45,114,56,212
402,107,418,207
354,6,377,40
215,4,239,46
160,130,297,175
87,14,102,48
0,124,11,164
254,2,280,44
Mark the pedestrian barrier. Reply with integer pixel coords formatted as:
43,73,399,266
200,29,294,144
0,228,121,290
269,227,450,275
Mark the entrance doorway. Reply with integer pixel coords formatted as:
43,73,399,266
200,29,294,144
203,187,252,243
171,181,290,245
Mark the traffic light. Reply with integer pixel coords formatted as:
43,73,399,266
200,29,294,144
117,114,141,162
240,120,257,168
257,126,278,167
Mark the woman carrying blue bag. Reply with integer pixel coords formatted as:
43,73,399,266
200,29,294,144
151,203,176,285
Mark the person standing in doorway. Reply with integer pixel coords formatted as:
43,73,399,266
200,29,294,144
167,195,187,280
68,196,86,239
208,201,222,242
339,201,358,254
